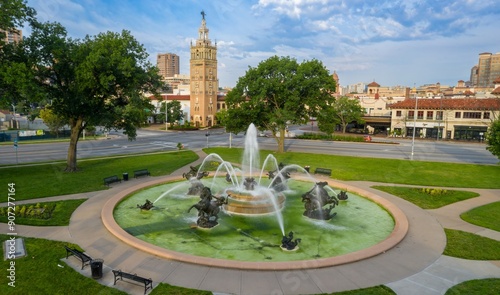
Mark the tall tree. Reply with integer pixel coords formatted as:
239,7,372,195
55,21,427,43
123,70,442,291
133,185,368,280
0,0,37,108
39,108,66,137
486,118,500,160
158,100,184,125
0,0,35,32
322,96,365,133
317,105,339,136
21,21,161,171
225,56,336,152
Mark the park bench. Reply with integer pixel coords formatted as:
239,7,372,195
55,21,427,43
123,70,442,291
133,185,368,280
314,167,332,176
112,269,153,294
134,169,150,178
64,245,92,270
104,175,121,186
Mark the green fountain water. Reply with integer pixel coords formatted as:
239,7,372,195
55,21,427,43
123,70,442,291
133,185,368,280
112,124,395,262
114,178,394,262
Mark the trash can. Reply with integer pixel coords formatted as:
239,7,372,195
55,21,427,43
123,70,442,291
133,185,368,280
122,173,129,181
90,259,104,279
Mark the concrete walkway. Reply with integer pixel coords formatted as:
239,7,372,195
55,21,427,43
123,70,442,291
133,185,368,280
3,149,499,295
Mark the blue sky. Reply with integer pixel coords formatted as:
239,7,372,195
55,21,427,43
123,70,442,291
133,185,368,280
24,0,500,89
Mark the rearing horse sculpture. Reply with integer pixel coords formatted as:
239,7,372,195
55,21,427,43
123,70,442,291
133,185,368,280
187,187,228,228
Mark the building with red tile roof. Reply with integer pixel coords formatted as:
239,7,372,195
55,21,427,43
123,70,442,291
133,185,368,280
389,98,500,140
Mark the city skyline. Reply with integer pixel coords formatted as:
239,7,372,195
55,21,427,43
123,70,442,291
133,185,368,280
24,0,500,88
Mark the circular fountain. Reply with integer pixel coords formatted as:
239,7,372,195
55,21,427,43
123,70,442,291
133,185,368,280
104,124,408,269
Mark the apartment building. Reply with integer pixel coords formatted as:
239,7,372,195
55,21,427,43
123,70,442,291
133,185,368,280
157,53,179,79
470,52,500,88
0,29,22,44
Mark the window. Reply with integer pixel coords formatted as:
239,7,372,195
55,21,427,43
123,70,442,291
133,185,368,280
408,110,414,119
484,112,490,119
436,111,443,120
455,112,461,118
417,111,424,119
426,111,433,120
463,112,482,119
396,110,402,117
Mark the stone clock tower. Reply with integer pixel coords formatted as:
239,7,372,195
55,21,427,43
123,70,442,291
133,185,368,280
190,10,218,127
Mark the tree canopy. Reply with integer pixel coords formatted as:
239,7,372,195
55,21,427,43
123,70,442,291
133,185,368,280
0,0,38,108
224,56,336,152
0,0,35,33
486,118,500,160
12,21,162,171
158,100,184,125
319,96,365,134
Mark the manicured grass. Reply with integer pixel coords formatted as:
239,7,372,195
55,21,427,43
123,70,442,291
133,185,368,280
461,201,500,231
0,199,87,226
443,229,500,260
0,235,126,295
149,283,396,295
444,278,500,295
204,148,500,189
371,186,479,209
324,285,396,294
150,283,212,294
0,150,198,201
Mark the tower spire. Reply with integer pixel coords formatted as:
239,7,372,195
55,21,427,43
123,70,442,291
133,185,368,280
198,10,209,43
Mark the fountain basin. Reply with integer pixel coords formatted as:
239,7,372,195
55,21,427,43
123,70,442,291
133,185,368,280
225,189,286,215
104,176,408,270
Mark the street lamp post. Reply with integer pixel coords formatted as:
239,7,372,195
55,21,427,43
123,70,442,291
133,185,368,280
165,100,168,131
410,88,418,160
437,96,443,141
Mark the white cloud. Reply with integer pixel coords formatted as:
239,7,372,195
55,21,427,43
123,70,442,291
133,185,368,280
23,0,500,88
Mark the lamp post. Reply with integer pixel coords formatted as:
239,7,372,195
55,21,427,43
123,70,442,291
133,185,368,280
410,86,418,160
165,99,168,131
437,95,443,141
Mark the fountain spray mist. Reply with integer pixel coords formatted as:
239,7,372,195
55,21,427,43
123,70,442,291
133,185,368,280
242,124,260,182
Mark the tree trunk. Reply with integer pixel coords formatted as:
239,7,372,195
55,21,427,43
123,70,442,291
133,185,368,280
278,127,285,153
65,117,84,172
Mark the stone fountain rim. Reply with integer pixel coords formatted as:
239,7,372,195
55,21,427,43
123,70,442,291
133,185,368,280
101,175,409,270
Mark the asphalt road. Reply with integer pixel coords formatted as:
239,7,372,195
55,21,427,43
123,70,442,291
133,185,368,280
0,127,498,166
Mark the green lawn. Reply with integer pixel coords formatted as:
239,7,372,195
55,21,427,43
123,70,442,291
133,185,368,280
461,201,500,231
150,283,212,294
0,150,198,201
443,229,500,260
204,148,500,189
0,235,126,295
324,285,396,294
444,278,500,295
371,186,479,209
1,147,498,294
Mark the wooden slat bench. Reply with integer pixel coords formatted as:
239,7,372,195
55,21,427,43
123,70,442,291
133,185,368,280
64,245,92,270
104,175,121,186
112,269,153,294
313,167,332,176
133,169,150,178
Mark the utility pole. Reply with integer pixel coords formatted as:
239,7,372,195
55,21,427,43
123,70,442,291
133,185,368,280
410,85,418,160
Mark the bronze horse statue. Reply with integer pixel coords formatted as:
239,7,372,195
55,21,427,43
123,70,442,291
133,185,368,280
187,187,228,227
137,199,155,210
301,182,339,211
301,182,340,220
182,166,209,180
281,231,301,250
